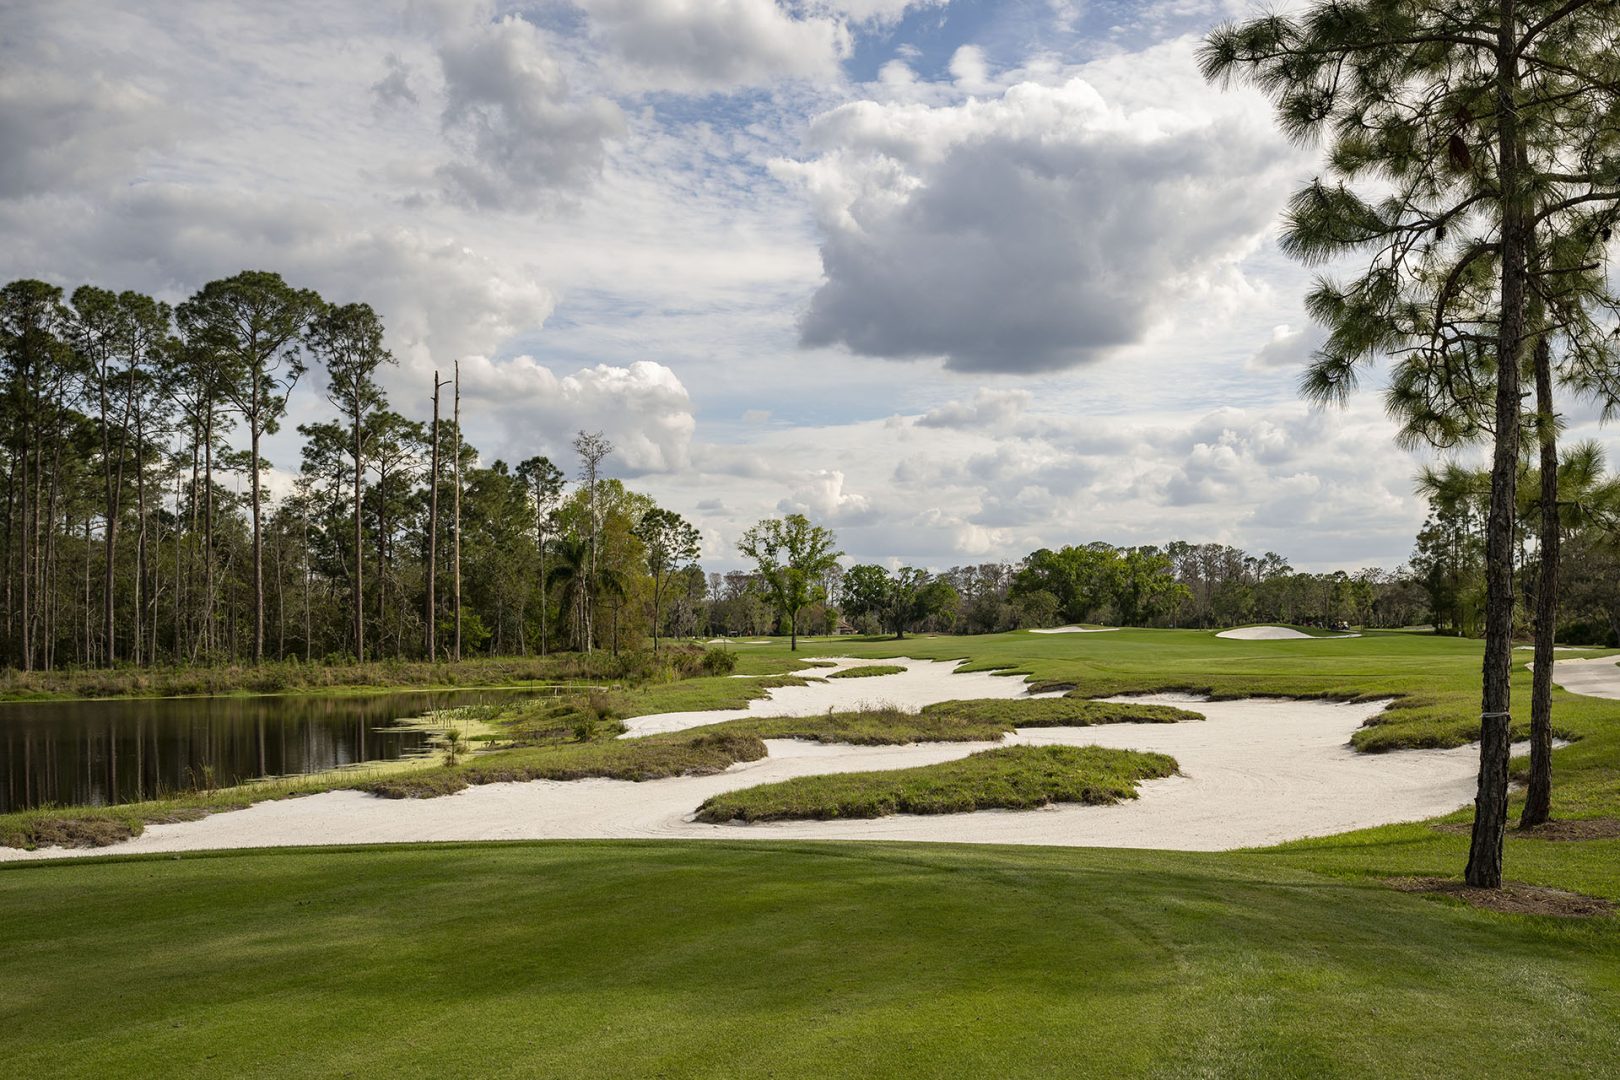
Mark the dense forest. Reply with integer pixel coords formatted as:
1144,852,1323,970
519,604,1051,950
6,271,1618,673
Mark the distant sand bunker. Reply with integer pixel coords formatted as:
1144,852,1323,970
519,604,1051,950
1029,626,1120,635
1548,656,1620,700
1216,626,1359,640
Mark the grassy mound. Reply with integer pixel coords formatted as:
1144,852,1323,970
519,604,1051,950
710,697,1201,746
367,731,768,798
370,697,1198,801
694,744,1177,823
825,664,908,679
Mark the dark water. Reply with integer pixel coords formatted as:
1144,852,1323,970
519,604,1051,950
0,689,537,812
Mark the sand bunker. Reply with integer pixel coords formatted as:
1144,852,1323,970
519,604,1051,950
1549,655,1620,700
621,657,1047,736
4,688,1503,862
1029,626,1120,635
1216,626,1359,640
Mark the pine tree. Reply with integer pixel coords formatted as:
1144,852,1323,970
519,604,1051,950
1204,0,1620,887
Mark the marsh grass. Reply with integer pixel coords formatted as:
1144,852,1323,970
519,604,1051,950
0,644,767,703
694,744,1178,822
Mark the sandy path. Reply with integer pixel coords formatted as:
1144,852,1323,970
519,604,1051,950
623,657,1047,736
3,693,1494,861
1216,626,1360,640
1549,655,1620,700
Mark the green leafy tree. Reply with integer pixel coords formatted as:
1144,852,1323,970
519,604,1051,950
307,302,394,661
635,507,701,652
737,514,841,651
516,456,566,654
177,272,323,662
841,563,892,632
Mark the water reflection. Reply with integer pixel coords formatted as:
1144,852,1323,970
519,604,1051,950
0,689,535,811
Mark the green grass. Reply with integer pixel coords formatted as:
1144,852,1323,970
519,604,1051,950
7,629,1620,1076
695,745,1177,822
3,842,1617,1079
780,627,1616,752
825,664,909,679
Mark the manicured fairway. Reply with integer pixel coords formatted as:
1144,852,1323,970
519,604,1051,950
3,841,1619,1080
6,629,1620,1078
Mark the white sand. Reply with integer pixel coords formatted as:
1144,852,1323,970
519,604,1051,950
3,690,1499,862
1548,655,1620,700
1028,625,1120,634
1216,625,1359,640
621,656,1048,736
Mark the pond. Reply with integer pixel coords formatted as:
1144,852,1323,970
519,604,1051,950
0,688,540,812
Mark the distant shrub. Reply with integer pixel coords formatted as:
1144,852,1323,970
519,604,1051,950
700,648,738,676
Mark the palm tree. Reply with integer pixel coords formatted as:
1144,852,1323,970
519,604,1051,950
545,535,627,653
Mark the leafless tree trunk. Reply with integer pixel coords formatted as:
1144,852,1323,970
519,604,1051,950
453,360,462,662
426,371,446,659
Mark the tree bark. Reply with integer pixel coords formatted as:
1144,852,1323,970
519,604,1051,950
250,372,265,663
1466,5,1526,890
352,390,364,663
1522,334,1558,827
202,407,215,661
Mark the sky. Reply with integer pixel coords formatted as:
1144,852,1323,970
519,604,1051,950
5,0,1595,574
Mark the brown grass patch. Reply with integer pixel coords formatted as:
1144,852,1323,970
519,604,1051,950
1515,817,1620,841
1431,817,1620,841
1390,877,1615,918
12,816,140,849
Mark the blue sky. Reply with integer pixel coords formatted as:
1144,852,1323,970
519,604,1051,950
4,0,1573,573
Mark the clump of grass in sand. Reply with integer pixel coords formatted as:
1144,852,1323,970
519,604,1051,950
364,695,1203,799
694,744,1178,822
364,730,768,799
702,697,1201,746
825,665,908,679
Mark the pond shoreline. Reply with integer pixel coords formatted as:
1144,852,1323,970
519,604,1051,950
0,686,543,816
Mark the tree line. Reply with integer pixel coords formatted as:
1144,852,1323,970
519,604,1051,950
0,272,716,672
715,538,1429,643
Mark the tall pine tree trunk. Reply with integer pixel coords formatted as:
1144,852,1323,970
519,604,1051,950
1522,335,1558,827
1466,7,1527,889
250,375,265,663
202,409,215,661
453,361,462,662
352,395,364,663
